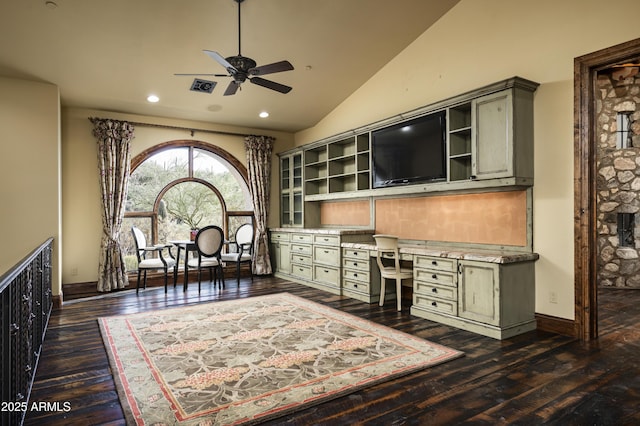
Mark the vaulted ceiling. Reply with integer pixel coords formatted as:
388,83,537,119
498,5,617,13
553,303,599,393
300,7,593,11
0,0,459,132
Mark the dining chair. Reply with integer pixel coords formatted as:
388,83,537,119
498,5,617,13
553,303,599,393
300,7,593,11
373,234,413,311
187,225,225,292
131,226,177,294
221,223,254,286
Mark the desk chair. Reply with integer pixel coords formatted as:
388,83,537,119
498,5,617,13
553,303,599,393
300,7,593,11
373,234,412,311
221,223,254,286
187,225,225,292
131,226,177,293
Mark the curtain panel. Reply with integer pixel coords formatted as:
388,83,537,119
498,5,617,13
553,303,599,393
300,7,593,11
244,135,274,275
90,118,135,292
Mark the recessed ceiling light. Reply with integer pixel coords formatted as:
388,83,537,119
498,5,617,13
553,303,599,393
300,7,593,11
45,1,58,10
147,94,159,103
259,111,269,118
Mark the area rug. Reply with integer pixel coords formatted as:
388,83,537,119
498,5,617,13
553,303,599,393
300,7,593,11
98,293,463,425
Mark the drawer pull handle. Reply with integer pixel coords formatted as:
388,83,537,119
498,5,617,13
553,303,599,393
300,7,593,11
324,250,329,254
324,238,329,241
432,288,438,293
324,269,329,273
432,261,438,266
353,273,358,278
353,262,358,267
431,301,437,307
353,252,358,256
432,274,437,279
354,284,358,288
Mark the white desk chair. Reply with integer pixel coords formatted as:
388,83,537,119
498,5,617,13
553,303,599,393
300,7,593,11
373,234,412,311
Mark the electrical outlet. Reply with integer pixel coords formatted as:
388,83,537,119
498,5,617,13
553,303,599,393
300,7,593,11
71,267,78,276
549,291,558,304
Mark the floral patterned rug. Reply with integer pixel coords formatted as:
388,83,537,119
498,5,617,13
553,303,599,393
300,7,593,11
99,293,463,425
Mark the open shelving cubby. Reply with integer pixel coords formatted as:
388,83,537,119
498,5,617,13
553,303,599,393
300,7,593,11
448,102,473,181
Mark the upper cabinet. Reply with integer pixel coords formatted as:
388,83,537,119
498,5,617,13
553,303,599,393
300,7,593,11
304,134,370,196
277,77,538,226
280,152,304,227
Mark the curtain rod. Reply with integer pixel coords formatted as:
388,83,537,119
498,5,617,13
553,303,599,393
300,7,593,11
127,121,250,138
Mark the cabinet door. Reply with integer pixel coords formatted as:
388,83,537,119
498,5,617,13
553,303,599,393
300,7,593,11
270,241,291,275
458,260,500,325
279,152,304,227
472,90,513,179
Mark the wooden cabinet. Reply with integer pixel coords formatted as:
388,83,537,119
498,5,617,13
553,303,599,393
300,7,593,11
413,255,458,315
341,247,384,303
448,81,536,183
458,259,536,335
270,229,374,295
279,151,303,227
269,231,291,275
410,256,536,340
304,134,370,197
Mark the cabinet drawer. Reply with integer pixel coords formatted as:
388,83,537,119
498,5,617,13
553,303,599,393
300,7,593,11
343,278,370,293
291,263,312,280
414,294,458,315
313,234,340,246
313,245,340,265
414,268,457,287
342,268,369,283
270,232,290,242
290,243,312,256
342,248,370,260
290,253,312,266
414,281,458,301
414,256,457,272
290,233,313,244
342,258,368,271
314,265,340,286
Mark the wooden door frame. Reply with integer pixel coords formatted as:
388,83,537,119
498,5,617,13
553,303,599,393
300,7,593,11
574,37,640,340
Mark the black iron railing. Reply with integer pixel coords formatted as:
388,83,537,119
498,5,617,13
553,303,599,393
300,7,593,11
0,238,53,426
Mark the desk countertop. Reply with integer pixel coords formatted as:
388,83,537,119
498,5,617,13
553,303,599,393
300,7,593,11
341,242,539,264
269,228,375,236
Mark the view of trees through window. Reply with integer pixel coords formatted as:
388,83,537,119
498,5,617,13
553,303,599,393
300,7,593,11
120,144,252,272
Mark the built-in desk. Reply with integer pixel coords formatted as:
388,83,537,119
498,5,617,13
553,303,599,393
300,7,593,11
342,242,539,339
269,228,538,339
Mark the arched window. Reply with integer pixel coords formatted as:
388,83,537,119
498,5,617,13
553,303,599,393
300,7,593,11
120,140,253,272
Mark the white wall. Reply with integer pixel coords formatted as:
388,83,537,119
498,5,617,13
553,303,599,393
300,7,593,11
293,0,640,319
0,77,61,296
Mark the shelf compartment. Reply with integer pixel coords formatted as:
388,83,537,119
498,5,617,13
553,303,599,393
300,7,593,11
328,138,356,159
305,146,328,165
356,134,370,152
449,156,472,181
329,175,357,193
449,102,472,131
449,131,472,156
328,158,357,176
305,178,328,195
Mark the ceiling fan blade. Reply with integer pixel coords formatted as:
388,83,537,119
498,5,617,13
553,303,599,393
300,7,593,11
249,60,294,76
250,77,292,94
223,81,241,96
203,50,237,74
174,73,229,77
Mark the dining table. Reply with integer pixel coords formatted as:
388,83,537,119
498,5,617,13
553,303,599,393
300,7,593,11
170,238,230,291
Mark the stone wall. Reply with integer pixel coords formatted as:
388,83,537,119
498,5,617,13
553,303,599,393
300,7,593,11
596,66,640,288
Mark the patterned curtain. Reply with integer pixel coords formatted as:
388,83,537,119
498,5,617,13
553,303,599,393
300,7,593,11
244,135,274,275
90,118,135,292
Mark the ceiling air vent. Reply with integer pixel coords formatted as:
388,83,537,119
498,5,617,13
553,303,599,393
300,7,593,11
190,79,216,94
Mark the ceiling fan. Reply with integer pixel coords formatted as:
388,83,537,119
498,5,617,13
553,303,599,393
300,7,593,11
176,0,294,96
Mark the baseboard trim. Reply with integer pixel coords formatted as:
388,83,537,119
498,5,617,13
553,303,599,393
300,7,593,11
535,313,576,337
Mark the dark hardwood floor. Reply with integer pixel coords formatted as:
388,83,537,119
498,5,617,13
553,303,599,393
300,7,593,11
24,277,640,425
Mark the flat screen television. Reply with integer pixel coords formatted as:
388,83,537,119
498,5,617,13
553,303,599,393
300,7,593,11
371,110,447,188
